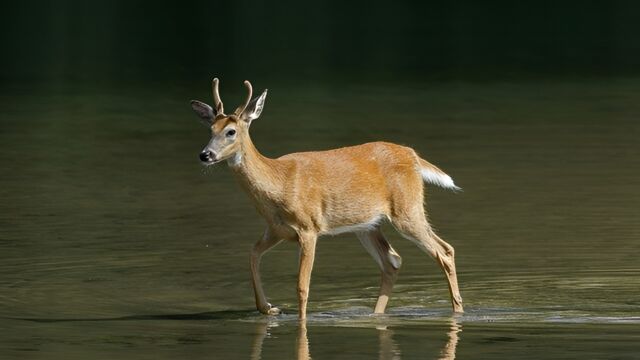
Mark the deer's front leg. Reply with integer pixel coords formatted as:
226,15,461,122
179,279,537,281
251,229,283,315
297,232,317,320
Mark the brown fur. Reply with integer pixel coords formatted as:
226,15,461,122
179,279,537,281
194,80,463,319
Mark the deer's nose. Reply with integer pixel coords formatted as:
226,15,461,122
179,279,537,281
199,150,214,162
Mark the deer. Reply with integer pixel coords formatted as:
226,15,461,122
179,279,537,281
190,78,464,320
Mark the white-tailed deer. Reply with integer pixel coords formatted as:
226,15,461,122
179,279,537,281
191,78,463,319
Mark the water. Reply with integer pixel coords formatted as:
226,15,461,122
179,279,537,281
1,78,639,359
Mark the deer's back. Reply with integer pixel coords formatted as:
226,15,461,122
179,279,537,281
276,142,424,233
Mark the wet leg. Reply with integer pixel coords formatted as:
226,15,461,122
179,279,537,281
392,214,463,313
297,231,317,320
357,229,402,314
250,228,283,315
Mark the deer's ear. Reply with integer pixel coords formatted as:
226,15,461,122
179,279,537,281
243,89,268,123
190,100,215,126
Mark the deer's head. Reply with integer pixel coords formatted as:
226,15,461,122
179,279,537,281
191,78,267,166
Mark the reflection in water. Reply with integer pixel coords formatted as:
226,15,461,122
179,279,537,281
251,317,462,360
297,321,311,360
439,319,462,360
250,321,268,360
376,325,401,360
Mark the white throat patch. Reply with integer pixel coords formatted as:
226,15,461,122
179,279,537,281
227,152,243,167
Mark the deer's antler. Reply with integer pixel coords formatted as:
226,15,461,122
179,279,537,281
234,80,253,116
212,78,224,114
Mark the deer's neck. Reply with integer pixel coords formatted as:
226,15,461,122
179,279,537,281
229,135,285,204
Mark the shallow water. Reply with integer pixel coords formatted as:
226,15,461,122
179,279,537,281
1,78,639,359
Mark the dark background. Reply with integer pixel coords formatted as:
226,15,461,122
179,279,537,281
2,0,640,87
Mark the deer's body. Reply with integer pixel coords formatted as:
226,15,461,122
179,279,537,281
191,79,464,319
237,140,447,238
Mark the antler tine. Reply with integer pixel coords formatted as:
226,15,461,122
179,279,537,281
212,78,224,114
235,80,253,116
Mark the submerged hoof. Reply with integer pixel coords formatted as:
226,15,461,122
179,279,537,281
259,303,282,316
267,307,281,316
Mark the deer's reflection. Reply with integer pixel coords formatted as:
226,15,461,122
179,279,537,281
251,317,462,360
439,319,462,360
377,325,401,360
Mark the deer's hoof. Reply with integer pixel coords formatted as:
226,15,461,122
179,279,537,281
259,303,281,316
267,306,281,315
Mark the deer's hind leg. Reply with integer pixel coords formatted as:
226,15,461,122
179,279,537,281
391,207,463,313
357,229,402,314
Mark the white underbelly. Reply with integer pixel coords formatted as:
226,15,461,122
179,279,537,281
320,215,386,236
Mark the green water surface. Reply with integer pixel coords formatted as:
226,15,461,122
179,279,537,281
1,79,639,359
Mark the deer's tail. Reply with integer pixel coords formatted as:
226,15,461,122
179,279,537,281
417,157,462,191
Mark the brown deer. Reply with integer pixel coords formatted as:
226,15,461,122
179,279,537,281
191,78,463,319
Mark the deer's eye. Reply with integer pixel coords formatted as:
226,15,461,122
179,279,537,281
225,129,236,137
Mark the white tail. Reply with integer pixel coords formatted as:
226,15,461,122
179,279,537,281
418,158,462,191
190,79,464,319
